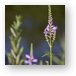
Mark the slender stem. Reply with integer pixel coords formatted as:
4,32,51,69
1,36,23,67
50,41,52,65
30,43,33,57
48,5,52,65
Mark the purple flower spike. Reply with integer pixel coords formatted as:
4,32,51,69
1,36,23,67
24,54,38,65
43,5,58,50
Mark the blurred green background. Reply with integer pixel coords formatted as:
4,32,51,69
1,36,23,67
5,5,65,65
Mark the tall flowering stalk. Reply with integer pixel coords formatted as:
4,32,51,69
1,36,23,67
43,5,57,65
7,15,24,65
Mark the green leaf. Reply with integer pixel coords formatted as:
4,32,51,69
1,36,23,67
15,15,22,30
10,39,17,54
10,27,16,38
42,51,49,57
53,55,61,64
16,47,24,64
17,37,21,50
11,49,16,59
7,53,12,64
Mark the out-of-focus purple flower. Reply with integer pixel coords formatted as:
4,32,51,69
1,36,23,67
24,54,38,65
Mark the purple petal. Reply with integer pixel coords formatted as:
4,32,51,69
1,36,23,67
32,59,38,62
46,24,50,31
44,30,48,34
24,60,32,65
51,26,57,33
44,32,48,36
43,28,49,36
28,60,32,65
25,54,30,59
52,26,57,30
24,60,29,64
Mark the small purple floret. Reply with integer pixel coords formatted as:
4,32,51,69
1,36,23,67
43,24,57,36
43,24,50,36
24,54,38,65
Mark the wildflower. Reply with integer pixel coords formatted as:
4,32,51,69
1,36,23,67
24,54,38,65
43,5,57,46
43,5,58,65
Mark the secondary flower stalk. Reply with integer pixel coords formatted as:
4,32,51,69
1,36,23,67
24,43,38,65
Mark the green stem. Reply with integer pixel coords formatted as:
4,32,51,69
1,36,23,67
48,5,53,65
30,43,33,57
50,45,52,65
